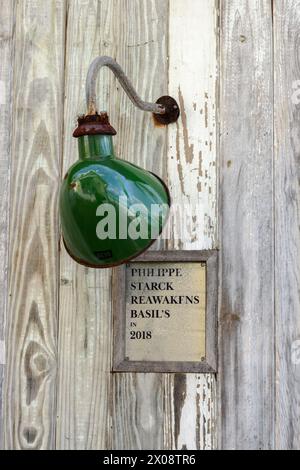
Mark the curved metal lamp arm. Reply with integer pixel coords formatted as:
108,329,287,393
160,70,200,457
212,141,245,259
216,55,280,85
86,56,165,115
85,56,180,126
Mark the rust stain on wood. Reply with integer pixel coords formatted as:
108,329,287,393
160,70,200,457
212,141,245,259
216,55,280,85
176,122,186,196
220,312,241,330
178,87,194,164
199,151,203,178
153,115,166,128
204,100,208,129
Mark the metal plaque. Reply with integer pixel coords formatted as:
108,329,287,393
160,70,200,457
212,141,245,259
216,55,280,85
125,261,206,362
113,251,217,373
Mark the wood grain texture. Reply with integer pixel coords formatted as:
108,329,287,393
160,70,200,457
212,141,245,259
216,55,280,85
273,0,300,450
3,0,66,449
0,0,15,449
163,0,218,450
219,0,274,450
113,373,163,450
56,0,114,450
110,0,168,450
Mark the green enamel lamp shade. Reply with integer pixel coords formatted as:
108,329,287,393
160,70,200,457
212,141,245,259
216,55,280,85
60,113,170,268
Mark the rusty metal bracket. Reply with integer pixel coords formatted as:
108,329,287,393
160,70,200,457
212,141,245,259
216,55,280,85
85,56,180,125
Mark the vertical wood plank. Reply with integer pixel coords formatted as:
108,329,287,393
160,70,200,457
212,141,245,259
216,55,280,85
164,0,218,450
164,374,216,450
56,0,168,450
274,0,300,450
3,0,66,449
111,0,168,450
219,0,274,450
113,374,163,449
0,0,15,449
56,0,114,450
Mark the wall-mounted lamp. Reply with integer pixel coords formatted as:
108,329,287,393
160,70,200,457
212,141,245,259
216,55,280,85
60,56,180,268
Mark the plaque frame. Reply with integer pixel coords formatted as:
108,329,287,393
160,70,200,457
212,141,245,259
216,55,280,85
112,250,218,373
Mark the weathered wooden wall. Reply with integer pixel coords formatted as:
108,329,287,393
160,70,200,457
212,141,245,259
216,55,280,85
274,0,300,450
0,0,299,450
219,0,274,449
